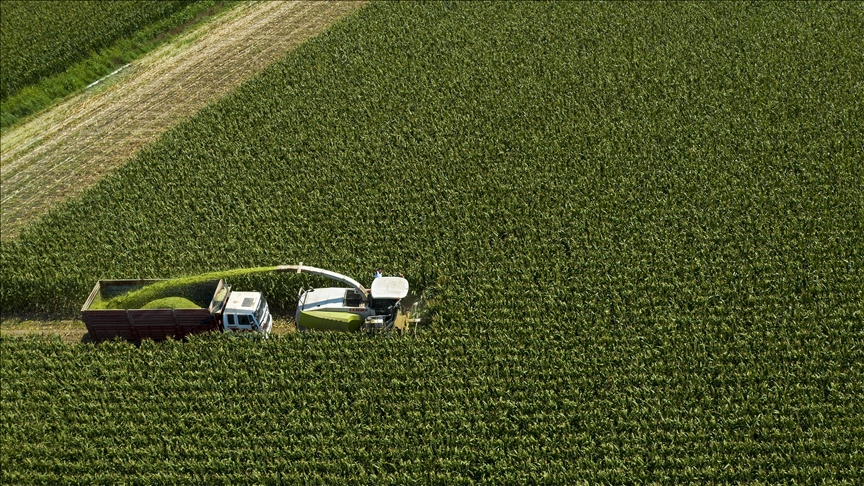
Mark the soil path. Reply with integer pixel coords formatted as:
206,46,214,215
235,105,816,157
1,1,364,240
0,316,296,344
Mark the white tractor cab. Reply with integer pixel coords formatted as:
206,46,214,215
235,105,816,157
276,264,417,333
221,290,273,336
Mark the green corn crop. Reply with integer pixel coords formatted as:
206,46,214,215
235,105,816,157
1,2,862,483
1,1,195,100
0,0,229,127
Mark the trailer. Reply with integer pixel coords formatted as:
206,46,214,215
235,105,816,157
80,279,273,341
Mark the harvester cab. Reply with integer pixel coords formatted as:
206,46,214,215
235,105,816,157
277,264,420,333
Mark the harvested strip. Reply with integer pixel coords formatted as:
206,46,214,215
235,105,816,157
0,0,365,240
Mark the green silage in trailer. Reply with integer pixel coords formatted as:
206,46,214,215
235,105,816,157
139,297,200,309
90,266,280,310
1,2,862,483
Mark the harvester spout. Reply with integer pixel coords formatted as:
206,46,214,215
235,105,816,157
277,264,367,295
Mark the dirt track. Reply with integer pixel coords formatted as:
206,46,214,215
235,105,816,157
1,1,364,240
0,316,296,344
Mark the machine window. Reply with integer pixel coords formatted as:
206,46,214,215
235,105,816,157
255,299,268,322
344,290,364,307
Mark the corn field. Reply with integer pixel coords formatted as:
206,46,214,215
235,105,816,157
0,0,195,100
2,2,862,483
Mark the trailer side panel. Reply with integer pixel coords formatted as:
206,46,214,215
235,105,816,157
81,279,224,341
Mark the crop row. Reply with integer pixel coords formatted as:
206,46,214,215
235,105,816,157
2,2,859,318
0,0,194,100
3,331,862,484
1,1,862,483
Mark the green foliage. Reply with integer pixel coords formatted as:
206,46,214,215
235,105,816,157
1,1,862,482
140,297,200,309
0,0,230,128
2,331,862,483
0,0,193,99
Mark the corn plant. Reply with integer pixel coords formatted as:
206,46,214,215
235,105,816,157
2,1,862,483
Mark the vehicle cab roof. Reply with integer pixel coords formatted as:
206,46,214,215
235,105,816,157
224,291,262,314
370,277,409,299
